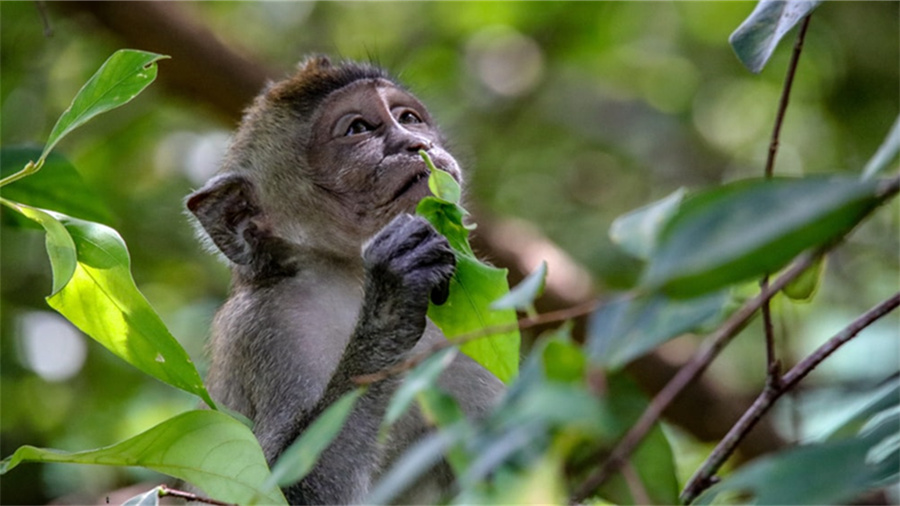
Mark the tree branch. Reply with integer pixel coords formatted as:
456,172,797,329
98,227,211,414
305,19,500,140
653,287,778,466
680,291,900,503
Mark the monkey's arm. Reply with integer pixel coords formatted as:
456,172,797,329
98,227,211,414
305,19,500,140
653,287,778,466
281,214,455,505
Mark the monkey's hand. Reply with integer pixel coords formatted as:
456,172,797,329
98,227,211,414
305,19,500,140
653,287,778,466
355,214,456,365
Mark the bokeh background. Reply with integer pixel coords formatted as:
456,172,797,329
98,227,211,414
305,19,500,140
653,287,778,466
1,2,897,503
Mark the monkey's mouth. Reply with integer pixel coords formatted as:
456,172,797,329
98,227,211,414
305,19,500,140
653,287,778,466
392,171,430,201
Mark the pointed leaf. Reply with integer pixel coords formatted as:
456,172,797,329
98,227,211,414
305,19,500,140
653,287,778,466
382,348,457,437
610,188,686,260
0,410,286,505
729,0,822,73
42,50,169,161
862,115,900,180
643,177,882,298
491,260,547,312
421,149,461,204
267,389,363,489
44,213,214,407
2,200,77,295
1,148,113,224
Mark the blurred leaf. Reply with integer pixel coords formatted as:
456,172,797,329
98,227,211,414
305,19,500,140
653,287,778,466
825,377,899,442
541,337,586,384
643,177,882,298
0,410,286,506
42,49,169,161
695,411,898,505
491,260,547,312
729,0,822,73
587,291,727,369
1,147,113,224
610,188,686,260
122,487,161,506
417,158,519,383
783,256,825,301
416,388,470,474
459,419,548,488
2,200,77,295
862,115,900,180
267,389,363,489
486,453,567,505
382,348,457,439
44,213,215,407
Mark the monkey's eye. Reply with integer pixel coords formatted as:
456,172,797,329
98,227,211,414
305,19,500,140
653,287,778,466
345,119,374,136
398,110,423,125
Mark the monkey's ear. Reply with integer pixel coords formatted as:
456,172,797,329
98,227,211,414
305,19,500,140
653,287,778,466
186,174,264,265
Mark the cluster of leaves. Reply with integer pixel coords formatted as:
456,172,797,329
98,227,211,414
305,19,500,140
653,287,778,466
2,2,898,505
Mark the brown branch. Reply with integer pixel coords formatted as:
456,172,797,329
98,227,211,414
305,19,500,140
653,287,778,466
353,299,600,385
761,14,812,389
569,251,821,504
157,485,234,506
680,291,900,503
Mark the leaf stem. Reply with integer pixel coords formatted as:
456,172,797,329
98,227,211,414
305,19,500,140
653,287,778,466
157,485,235,506
680,292,900,503
0,160,43,188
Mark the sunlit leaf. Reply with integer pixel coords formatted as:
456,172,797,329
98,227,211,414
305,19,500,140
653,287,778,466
267,389,363,489
610,188,686,260
588,292,727,369
417,153,520,383
42,50,169,161
44,213,215,407
382,348,457,438
2,200,77,295
729,0,822,73
0,410,286,506
862,115,900,180
421,149,462,204
491,260,547,312
1,148,113,224
783,256,825,302
695,412,898,505
643,177,883,298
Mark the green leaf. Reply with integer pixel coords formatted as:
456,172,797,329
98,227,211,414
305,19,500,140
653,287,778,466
43,213,215,407
0,410,286,506
417,153,520,383
2,200,77,295
267,389,363,489
783,256,825,301
1,147,113,224
491,260,547,312
588,292,727,369
421,149,462,204
643,177,882,298
729,0,822,74
541,335,586,384
695,411,898,505
416,387,470,475
862,115,900,180
382,348,457,438
42,49,169,161
824,377,899,442
609,188,686,260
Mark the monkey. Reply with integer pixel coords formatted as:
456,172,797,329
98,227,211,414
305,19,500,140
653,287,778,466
186,56,505,504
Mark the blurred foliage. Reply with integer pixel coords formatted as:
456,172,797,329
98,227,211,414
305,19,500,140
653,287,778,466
1,2,897,504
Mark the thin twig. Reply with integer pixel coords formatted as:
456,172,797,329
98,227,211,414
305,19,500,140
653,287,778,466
157,485,234,506
34,1,54,38
353,299,600,385
761,14,812,389
680,292,900,503
569,251,820,504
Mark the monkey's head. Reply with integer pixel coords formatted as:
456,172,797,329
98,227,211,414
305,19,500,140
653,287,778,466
187,56,461,270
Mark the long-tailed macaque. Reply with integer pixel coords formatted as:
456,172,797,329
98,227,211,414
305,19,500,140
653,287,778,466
187,56,504,504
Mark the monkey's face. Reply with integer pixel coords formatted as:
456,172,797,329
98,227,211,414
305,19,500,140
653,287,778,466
305,79,461,239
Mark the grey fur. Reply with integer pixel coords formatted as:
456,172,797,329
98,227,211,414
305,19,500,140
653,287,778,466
187,57,503,504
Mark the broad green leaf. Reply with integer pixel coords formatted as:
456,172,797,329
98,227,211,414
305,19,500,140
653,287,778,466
695,412,898,505
42,50,169,161
1,147,113,224
267,389,363,489
862,115,900,180
643,177,883,298
783,256,825,301
382,348,457,438
0,410,286,505
44,213,214,407
122,487,161,506
729,0,822,74
609,188,686,260
2,200,77,295
417,153,520,383
490,260,547,312
587,291,727,370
